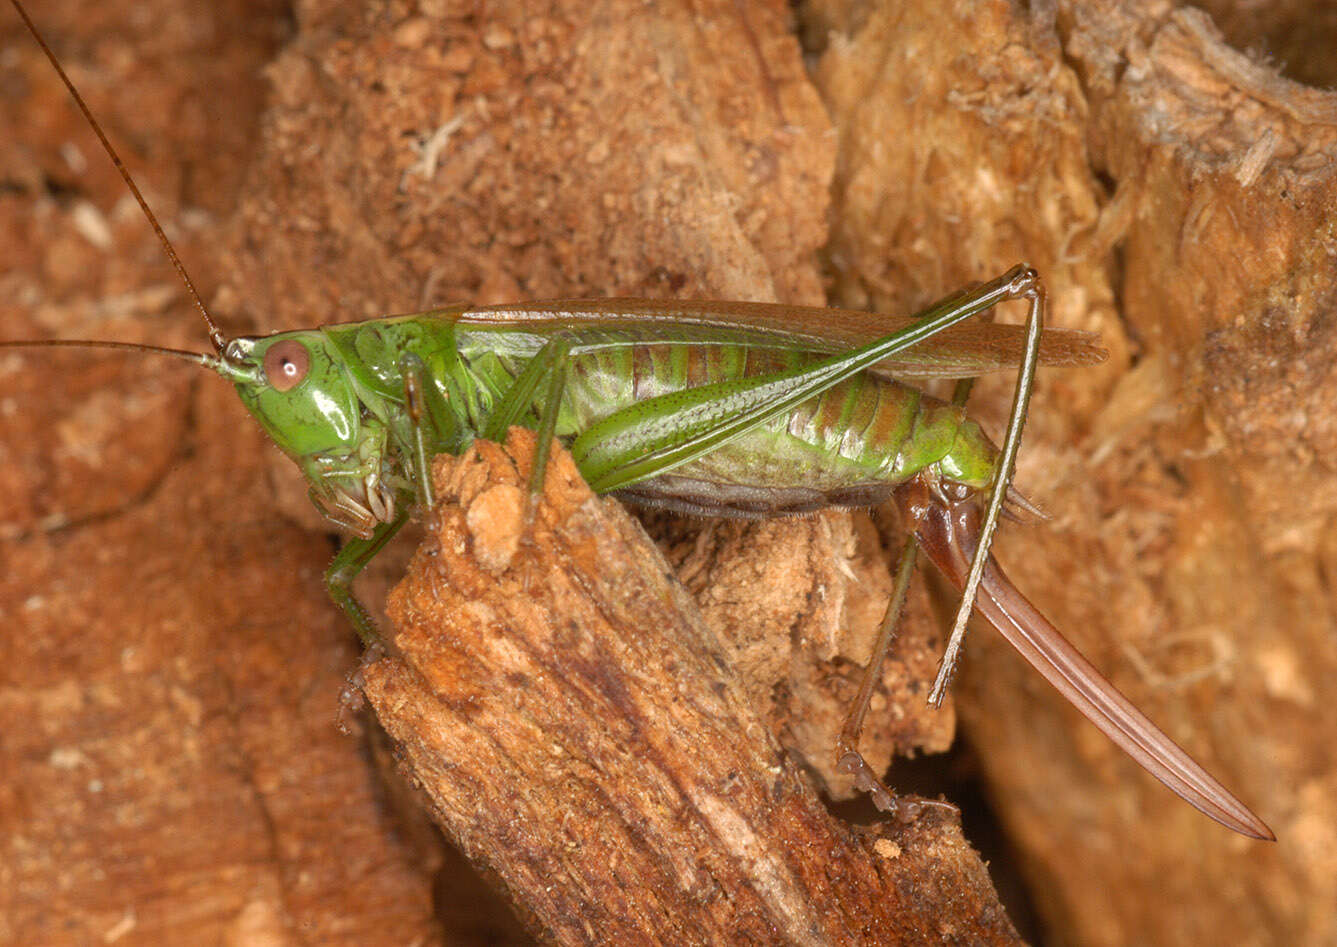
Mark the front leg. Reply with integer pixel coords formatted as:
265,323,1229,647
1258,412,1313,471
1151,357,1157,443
325,513,409,645
400,352,436,511
482,334,574,502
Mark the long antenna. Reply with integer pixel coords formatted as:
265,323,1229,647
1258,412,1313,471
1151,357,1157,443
10,0,228,354
0,338,218,368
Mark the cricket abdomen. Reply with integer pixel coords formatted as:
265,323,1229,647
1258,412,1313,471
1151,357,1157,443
559,341,1001,517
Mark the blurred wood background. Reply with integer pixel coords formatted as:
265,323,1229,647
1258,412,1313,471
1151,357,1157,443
2,0,1333,942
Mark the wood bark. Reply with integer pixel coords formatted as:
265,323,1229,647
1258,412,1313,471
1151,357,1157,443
810,1,1337,944
359,430,1015,943
2,0,1334,943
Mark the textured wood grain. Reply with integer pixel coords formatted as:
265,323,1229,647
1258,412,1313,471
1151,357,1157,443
5,0,1333,942
360,430,1017,944
811,1,1335,943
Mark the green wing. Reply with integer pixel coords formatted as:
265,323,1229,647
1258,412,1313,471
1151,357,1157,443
452,297,1106,380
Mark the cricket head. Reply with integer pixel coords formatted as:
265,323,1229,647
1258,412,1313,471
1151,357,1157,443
218,331,396,539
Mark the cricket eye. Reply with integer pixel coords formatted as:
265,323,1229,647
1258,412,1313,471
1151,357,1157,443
264,340,310,392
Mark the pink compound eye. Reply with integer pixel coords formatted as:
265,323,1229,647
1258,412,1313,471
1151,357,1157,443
263,339,310,392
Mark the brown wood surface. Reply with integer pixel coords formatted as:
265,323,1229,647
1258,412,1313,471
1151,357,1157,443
811,1,1335,944
2,0,1333,943
360,430,1015,944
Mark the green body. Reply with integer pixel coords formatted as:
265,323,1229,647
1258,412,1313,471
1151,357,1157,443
229,312,998,538
212,265,1067,641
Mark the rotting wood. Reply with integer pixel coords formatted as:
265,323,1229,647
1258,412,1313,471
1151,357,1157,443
7,0,1336,942
813,2,1336,944
359,429,1019,945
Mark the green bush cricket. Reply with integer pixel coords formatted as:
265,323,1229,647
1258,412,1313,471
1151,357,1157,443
3,0,1273,843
